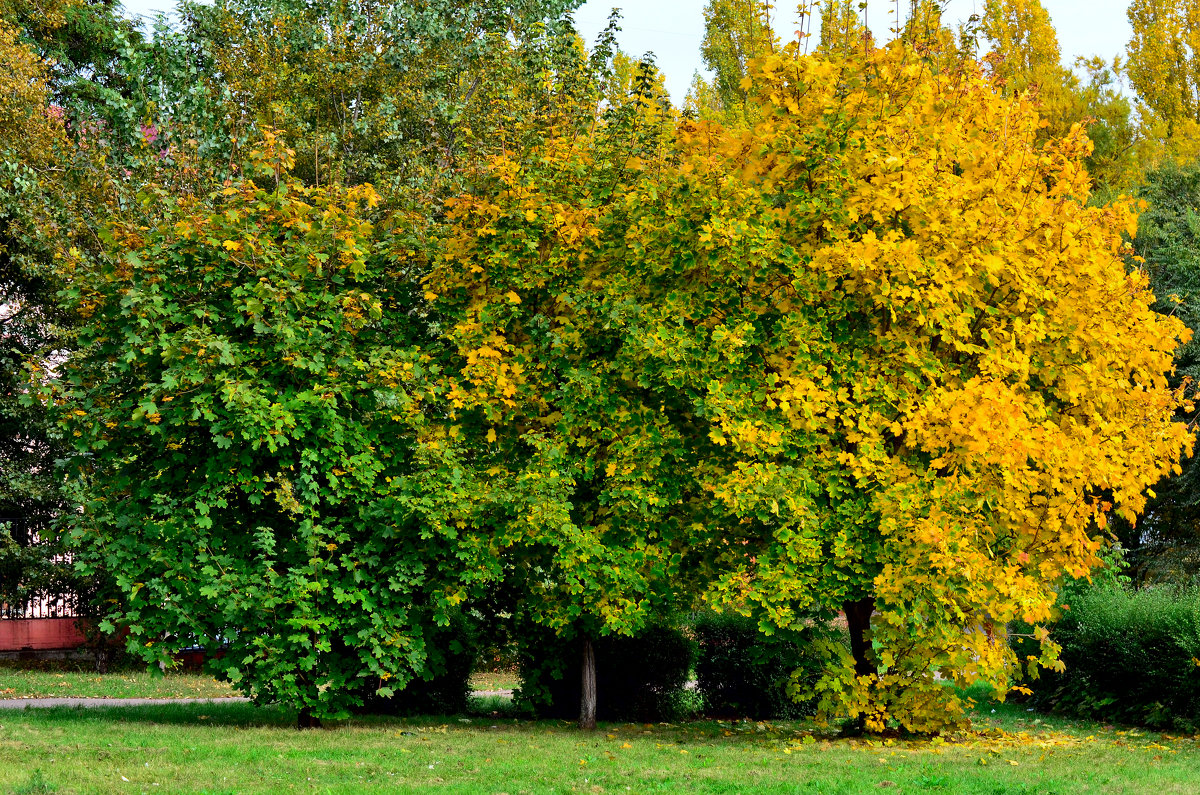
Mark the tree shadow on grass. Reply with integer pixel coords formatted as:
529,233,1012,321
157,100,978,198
14,696,529,731
10,701,293,729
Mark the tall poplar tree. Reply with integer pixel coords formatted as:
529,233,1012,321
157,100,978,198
982,0,1078,131
816,0,869,57
1127,0,1200,135
693,0,776,123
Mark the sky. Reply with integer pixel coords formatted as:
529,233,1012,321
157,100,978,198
118,0,1136,104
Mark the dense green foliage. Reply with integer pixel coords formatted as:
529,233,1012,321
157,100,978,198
692,611,821,720
42,0,616,724
1022,584,1200,731
1110,160,1200,583
0,0,127,613
58,143,466,719
352,610,480,717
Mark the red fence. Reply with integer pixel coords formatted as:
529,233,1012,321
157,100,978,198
1,592,88,652
0,617,89,651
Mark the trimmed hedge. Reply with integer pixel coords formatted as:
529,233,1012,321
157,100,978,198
515,623,697,722
692,611,820,720
1021,585,1200,731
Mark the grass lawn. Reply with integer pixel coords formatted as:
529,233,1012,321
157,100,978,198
469,671,520,692
1,689,1198,794
0,665,236,700
0,666,521,701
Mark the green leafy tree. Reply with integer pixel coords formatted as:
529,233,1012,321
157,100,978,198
430,75,695,730
1,2,123,614
57,0,613,724
1073,56,1141,195
60,135,472,724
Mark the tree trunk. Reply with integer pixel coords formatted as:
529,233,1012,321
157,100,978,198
844,596,876,678
579,637,597,730
297,708,322,730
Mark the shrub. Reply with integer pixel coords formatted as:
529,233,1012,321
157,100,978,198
353,610,479,716
515,623,697,722
692,611,822,720
1020,584,1200,731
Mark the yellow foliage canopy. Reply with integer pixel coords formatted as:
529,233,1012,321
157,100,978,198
435,40,1191,732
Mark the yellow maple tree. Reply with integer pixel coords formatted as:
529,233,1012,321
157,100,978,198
434,34,1191,732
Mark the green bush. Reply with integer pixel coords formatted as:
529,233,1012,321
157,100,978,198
515,623,697,722
353,611,479,716
1021,584,1200,731
692,611,821,720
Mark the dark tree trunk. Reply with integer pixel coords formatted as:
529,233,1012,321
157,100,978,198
579,637,597,730
297,708,322,730
844,596,877,678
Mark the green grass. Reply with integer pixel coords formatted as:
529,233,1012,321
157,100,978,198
0,665,235,700
0,666,520,701
468,671,519,692
1,691,1198,794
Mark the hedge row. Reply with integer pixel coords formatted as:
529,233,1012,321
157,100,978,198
1020,585,1200,731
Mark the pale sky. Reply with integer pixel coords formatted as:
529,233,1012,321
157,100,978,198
119,0,1136,104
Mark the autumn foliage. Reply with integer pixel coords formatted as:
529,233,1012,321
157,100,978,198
433,40,1191,732
6,0,1193,733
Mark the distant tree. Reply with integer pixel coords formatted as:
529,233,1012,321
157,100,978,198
982,0,1078,133
693,0,776,123
816,0,869,58
982,0,1139,192
1126,0,1200,136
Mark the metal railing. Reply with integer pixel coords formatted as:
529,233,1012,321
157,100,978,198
1,592,82,620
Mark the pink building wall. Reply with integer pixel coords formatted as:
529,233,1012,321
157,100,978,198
0,618,89,651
